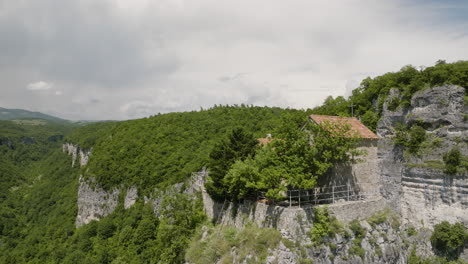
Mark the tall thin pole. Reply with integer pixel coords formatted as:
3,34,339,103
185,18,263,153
349,102,354,117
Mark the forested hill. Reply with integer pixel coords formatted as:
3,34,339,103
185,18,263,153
66,106,310,193
0,119,79,263
1,106,311,263
0,60,466,263
64,60,468,195
0,107,68,122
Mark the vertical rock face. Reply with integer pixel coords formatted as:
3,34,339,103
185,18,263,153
63,143,122,227
377,88,406,212
62,143,91,167
79,149,91,167
63,143,79,167
124,186,138,209
378,85,468,227
75,176,120,228
377,137,404,212
401,167,468,228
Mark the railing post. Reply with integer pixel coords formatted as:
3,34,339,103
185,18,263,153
289,190,291,208
347,180,350,201
299,190,301,207
332,186,335,203
314,188,317,205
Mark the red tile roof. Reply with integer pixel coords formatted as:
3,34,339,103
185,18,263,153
309,115,379,139
257,138,274,145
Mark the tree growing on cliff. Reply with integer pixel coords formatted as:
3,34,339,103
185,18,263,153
430,221,468,260
205,128,258,201
443,148,461,175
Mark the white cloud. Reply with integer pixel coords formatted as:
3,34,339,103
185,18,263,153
1,0,468,120
27,81,53,91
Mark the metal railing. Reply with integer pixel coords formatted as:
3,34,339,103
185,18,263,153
190,169,379,207
257,182,379,207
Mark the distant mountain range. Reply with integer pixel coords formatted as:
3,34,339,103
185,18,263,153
0,107,68,122
0,107,106,126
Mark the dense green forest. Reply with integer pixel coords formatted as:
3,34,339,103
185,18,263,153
1,61,467,263
0,120,78,263
69,106,310,194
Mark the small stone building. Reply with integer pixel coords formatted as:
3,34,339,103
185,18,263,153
309,115,380,198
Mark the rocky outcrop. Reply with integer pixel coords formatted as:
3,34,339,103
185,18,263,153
124,186,138,209
406,85,468,160
63,143,91,167
79,148,91,167
301,220,433,264
377,88,407,212
401,167,468,228
266,242,300,264
194,210,435,264
64,143,121,227
75,176,120,227
377,85,468,227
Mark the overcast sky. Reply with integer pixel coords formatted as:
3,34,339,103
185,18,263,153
1,0,467,120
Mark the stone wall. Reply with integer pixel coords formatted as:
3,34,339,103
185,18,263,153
318,139,379,197
328,196,388,223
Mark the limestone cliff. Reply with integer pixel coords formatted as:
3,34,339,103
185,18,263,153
188,170,427,264
378,85,468,229
63,142,91,167
75,176,120,227
63,143,135,227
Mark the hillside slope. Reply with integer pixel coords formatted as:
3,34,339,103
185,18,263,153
1,61,467,263
0,107,68,122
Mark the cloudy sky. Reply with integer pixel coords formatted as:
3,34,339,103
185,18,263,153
1,0,467,120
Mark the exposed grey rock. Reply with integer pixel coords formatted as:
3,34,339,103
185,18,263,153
327,197,387,223
75,176,120,227
406,85,468,160
378,85,468,228
63,143,79,167
401,166,468,228
266,241,299,264
79,148,91,167
409,85,466,131
378,88,407,138
63,143,91,167
124,186,138,209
